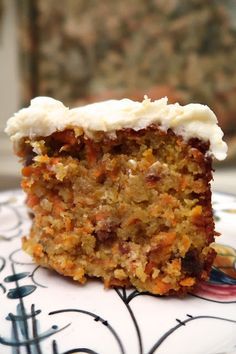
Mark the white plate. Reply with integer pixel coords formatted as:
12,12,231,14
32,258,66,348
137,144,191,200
0,190,236,354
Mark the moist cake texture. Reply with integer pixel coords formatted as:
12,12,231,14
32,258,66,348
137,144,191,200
5,96,227,295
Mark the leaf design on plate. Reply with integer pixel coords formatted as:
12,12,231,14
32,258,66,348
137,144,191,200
4,272,30,283
7,285,37,299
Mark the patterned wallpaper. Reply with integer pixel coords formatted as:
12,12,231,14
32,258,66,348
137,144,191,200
17,0,236,135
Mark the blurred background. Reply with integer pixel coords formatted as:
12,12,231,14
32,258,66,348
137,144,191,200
0,0,235,192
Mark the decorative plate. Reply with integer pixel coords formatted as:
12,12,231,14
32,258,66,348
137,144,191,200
0,190,236,354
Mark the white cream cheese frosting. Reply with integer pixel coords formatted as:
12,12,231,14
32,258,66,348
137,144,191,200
5,96,227,160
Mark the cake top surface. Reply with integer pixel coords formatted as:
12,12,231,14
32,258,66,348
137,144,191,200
5,96,227,160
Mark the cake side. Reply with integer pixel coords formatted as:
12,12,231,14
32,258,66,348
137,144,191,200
19,125,216,295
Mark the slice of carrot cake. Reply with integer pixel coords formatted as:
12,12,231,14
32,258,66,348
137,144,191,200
5,96,227,295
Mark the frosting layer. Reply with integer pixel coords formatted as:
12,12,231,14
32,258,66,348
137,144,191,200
5,96,227,160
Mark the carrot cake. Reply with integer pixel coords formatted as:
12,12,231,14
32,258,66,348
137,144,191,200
5,96,227,295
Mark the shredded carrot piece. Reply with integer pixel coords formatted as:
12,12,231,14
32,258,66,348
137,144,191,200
26,194,39,208
180,277,195,286
153,278,172,294
161,232,176,247
51,157,60,165
180,176,188,190
33,244,44,258
22,166,34,177
145,261,156,275
191,205,202,217
95,211,109,222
